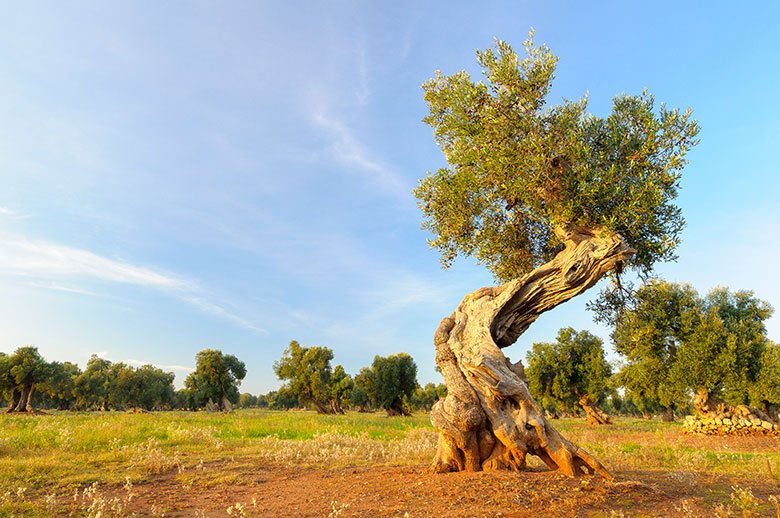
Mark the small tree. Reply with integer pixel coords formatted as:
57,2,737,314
612,281,776,423
273,340,336,414
526,328,613,424
369,353,418,416
329,365,353,414
185,349,246,411
238,393,258,408
672,287,774,419
2,347,52,413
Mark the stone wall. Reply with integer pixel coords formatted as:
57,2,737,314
682,413,780,436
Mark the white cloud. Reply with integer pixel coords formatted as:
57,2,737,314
0,233,263,333
182,296,266,334
0,207,13,216
0,237,188,288
28,281,97,296
310,107,409,200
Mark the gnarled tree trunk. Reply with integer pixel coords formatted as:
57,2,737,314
431,225,633,478
330,399,346,415
661,406,675,422
578,394,612,425
6,383,35,413
5,388,22,413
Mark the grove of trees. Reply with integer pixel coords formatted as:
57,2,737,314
609,281,778,423
272,340,436,416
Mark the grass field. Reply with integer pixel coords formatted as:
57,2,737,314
1,410,779,516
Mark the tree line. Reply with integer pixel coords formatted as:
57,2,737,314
0,341,446,415
0,347,252,412
525,281,779,424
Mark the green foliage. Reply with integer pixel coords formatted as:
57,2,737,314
185,349,246,409
349,384,370,411
611,280,699,411
330,364,354,410
526,328,612,413
74,355,112,409
411,382,446,411
265,387,299,410
273,340,335,412
368,353,418,415
672,286,773,406
613,281,775,411
36,361,81,410
238,392,258,408
415,33,699,282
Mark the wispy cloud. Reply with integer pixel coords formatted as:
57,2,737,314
183,296,266,333
28,281,97,296
0,237,189,288
0,233,263,333
0,207,14,216
310,107,409,200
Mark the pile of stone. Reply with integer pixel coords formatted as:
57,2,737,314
682,413,780,436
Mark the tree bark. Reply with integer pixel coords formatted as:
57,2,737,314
430,225,633,479
330,399,346,415
661,407,675,422
578,394,612,425
6,383,35,413
5,388,21,413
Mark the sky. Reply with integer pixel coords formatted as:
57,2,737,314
1,2,779,395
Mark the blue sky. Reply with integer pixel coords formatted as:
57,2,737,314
1,2,778,395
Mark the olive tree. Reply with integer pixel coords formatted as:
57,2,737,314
610,280,699,421
273,340,338,414
526,328,613,425
2,347,51,413
416,33,698,477
185,349,246,411
369,353,418,416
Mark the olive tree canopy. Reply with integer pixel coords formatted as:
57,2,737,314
415,34,698,283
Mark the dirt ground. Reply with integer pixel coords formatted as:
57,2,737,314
113,463,779,517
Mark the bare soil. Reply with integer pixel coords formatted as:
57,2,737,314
115,462,779,517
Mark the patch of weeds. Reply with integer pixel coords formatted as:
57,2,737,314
730,485,760,517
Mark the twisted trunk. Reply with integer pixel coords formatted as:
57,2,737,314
578,394,612,425
431,225,633,478
6,383,35,413
661,406,675,422
5,388,21,413
330,399,346,415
